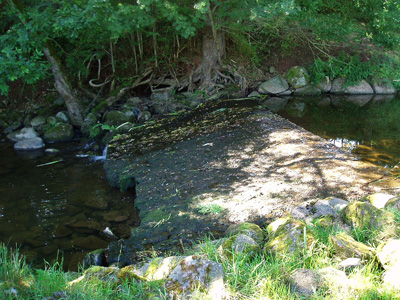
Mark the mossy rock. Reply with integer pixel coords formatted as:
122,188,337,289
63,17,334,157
361,193,395,209
219,234,260,260
117,265,147,282
43,123,74,142
384,196,400,211
104,110,130,127
286,66,310,89
342,201,395,231
329,233,376,260
313,216,335,227
264,218,315,257
84,266,121,285
225,222,264,245
377,239,400,270
144,256,185,281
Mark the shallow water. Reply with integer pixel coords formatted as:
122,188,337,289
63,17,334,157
0,139,138,271
278,95,400,169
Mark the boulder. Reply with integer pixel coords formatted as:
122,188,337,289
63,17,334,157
362,193,395,209
225,222,264,245
30,115,46,129
377,239,400,270
258,75,289,95
7,127,39,142
143,256,185,281
331,78,374,95
384,196,400,211
342,201,395,232
56,111,70,123
293,85,322,96
14,137,45,151
382,262,400,291
371,77,396,94
264,217,315,256
261,97,288,113
104,110,130,127
82,266,121,285
219,234,260,260
165,256,225,300
329,233,376,260
43,123,74,143
286,66,310,89
317,77,332,93
288,268,320,298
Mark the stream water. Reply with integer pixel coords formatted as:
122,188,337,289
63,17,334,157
1,94,400,271
0,140,138,271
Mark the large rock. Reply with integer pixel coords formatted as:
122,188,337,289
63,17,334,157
286,66,310,89
382,262,400,291
331,78,374,94
43,123,74,143
14,137,44,151
292,85,321,96
371,77,396,94
143,256,184,281
7,127,39,142
377,239,400,270
225,222,264,245
362,193,395,209
258,75,289,95
264,217,315,257
317,77,332,93
104,110,130,127
165,256,225,300
219,234,260,260
342,201,395,232
30,115,47,129
329,233,376,260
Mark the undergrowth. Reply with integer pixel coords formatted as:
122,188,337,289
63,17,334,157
1,215,400,299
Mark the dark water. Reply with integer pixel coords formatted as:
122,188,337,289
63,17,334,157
277,94,400,169
0,140,138,271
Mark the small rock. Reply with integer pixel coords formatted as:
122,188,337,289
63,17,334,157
7,127,39,142
219,234,260,259
289,268,320,297
56,111,70,123
31,115,47,129
338,258,362,273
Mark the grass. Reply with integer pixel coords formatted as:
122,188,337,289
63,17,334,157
1,215,400,299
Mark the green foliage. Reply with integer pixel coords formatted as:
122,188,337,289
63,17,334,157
88,123,115,139
197,203,223,215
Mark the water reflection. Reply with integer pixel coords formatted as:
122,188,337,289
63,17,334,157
0,141,139,271
275,94,400,168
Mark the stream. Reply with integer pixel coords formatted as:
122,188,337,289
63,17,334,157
0,94,400,270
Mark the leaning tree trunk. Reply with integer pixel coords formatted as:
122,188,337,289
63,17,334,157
43,42,84,127
9,0,84,127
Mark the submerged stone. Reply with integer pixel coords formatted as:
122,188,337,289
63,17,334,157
14,137,45,151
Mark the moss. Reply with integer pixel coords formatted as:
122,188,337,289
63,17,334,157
329,233,376,260
226,222,265,245
343,201,395,232
313,216,335,227
117,265,146,282
141,207,171,224
220,234,260,260
92,101,108,114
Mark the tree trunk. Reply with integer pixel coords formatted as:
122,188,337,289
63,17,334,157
43,42,84,127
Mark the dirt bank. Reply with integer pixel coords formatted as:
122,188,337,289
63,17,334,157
105,101,396,265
